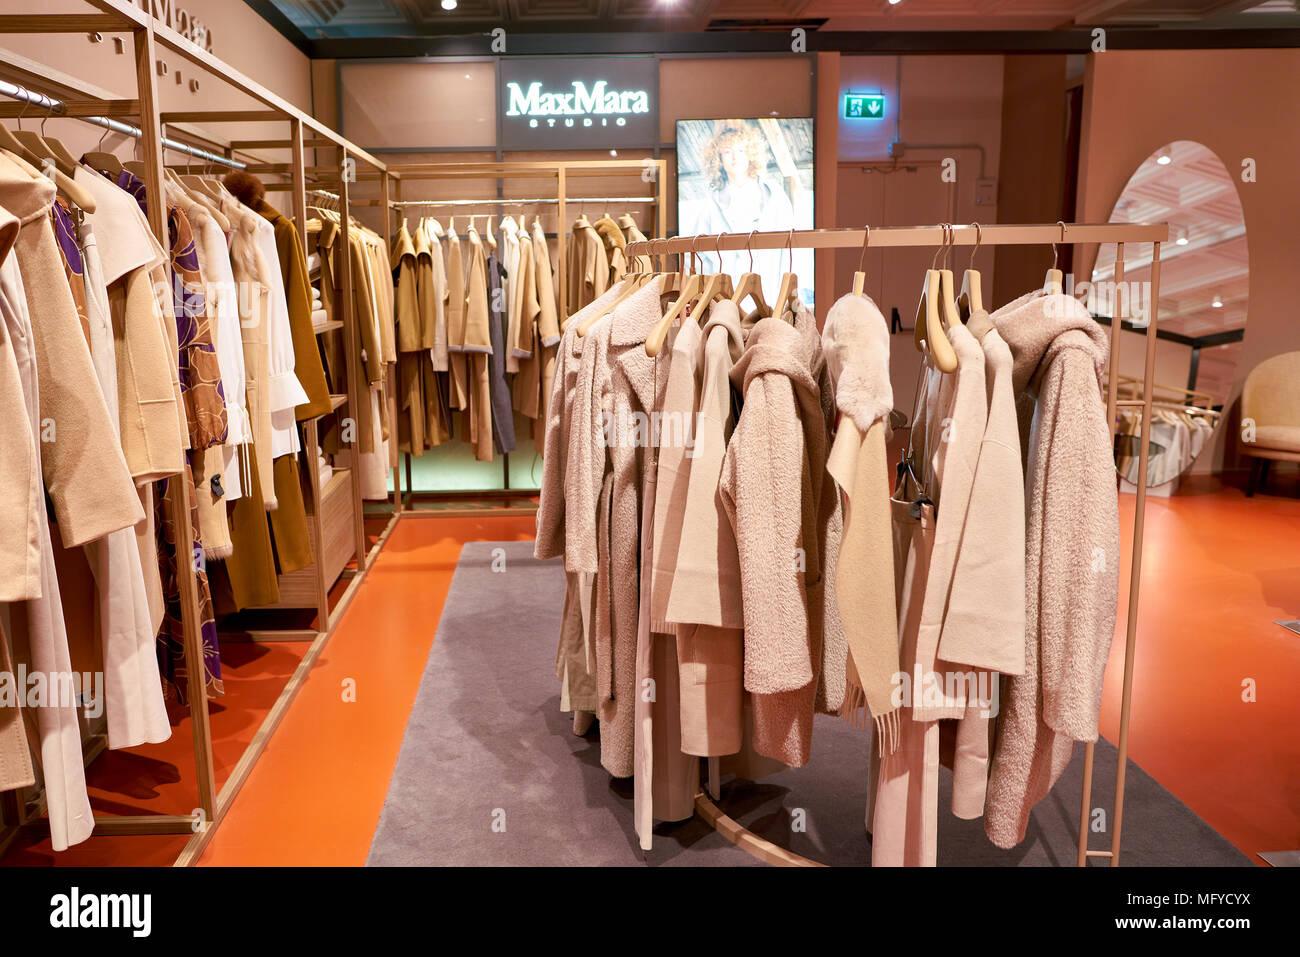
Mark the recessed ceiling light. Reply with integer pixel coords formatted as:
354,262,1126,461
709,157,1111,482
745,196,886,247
889,0,903,5
1211,294,1223,308
465,73,471,79
441,0,457,9
1156,148,1172,165
609,149,618,157
1175,226,1188,246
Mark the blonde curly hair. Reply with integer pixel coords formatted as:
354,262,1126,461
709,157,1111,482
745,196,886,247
704,125,767,192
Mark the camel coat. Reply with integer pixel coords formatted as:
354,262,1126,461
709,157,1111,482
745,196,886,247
719,304,844,767
257,199,332,421
984,291,1119,850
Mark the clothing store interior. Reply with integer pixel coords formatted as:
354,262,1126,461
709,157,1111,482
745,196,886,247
0,0,1296,874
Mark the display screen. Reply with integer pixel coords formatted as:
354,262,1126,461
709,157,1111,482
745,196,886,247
676,117,815,308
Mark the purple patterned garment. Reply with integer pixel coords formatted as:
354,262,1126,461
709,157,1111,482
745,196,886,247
115,169,226,699
50,201,90,346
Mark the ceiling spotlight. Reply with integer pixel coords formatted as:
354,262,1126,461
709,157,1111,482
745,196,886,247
1156,148,1172,166
441,0,457,9
1211,294,1223,308
889,0,903,5
1175,226,1188,246
609,149,618,157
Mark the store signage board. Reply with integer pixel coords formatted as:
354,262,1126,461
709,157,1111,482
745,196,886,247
844,93,885,119
498,58,658,150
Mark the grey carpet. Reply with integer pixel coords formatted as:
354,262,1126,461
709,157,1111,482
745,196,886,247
367,541,1250,867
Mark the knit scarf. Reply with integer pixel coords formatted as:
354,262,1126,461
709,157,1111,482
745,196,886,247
822,294,902,754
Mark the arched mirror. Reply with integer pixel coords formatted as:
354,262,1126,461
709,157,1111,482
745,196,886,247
1092,140,1247,494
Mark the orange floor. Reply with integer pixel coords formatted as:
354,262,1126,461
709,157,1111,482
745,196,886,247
1098,472,1300,862
196,513,535,866
5,476,1297,866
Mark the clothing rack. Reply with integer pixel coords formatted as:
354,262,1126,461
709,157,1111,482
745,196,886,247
627,221,1169,869
0,78,248,170
0,0,397,867
384,195,659,208
378,159,668,511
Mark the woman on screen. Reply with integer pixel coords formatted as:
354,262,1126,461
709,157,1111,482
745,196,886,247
687,123,813,307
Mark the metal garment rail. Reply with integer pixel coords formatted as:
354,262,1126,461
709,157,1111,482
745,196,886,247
627,221,1168,869
0,78,246,169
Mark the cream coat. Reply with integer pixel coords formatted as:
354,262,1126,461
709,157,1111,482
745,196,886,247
77,215,171,751
984,291,1120,850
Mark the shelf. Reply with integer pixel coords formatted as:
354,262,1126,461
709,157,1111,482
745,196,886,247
263,468,355,610
314,319,343,335
329,393,348,411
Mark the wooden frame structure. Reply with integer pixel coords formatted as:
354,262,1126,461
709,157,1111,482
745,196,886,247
628,221,1169,868
361,159,668,508
0,0,398,866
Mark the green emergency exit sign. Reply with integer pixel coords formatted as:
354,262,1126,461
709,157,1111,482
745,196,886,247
845,93,885,119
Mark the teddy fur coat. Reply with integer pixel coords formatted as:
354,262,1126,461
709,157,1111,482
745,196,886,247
719,303,845,767
984,290,1120,849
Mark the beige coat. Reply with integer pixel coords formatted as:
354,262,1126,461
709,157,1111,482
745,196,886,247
0,155,150,850
662,301,747,757
719,304,844,767
984,291,1120,849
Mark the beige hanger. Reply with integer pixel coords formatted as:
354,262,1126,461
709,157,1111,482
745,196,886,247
938,223,961,331
694,231,732,318
1043,220,1065,294
852,224,871,296
772,229,799,322
914,224,958,373
644,236,706,354
170,164,231,232
16,117,76,178
0,102,96,213
730,229,770,317
958,223,983,320
485,214,496,250
82,121,123,179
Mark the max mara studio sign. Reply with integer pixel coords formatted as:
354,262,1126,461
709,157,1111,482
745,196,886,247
506,81,650,126
498,57,658,150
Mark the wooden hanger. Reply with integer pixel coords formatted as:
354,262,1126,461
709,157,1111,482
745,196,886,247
937,224,961,331
82,122,123,178
0,116,96,213
958,222,983,320
773,228,798,321
913,224,958,373
852,224,871,296
170,165,231,232
16,120,76,177
1043,220,1065,294
692,232,733,322
645,237,705,354
730,229,770,317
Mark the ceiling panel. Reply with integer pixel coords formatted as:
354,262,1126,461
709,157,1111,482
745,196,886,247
262,0,1299,37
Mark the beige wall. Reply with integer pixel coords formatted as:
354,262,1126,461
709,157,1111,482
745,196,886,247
1076,49,1300,474
992,55,1068,307
3,0,312,165
836,54,1004,412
